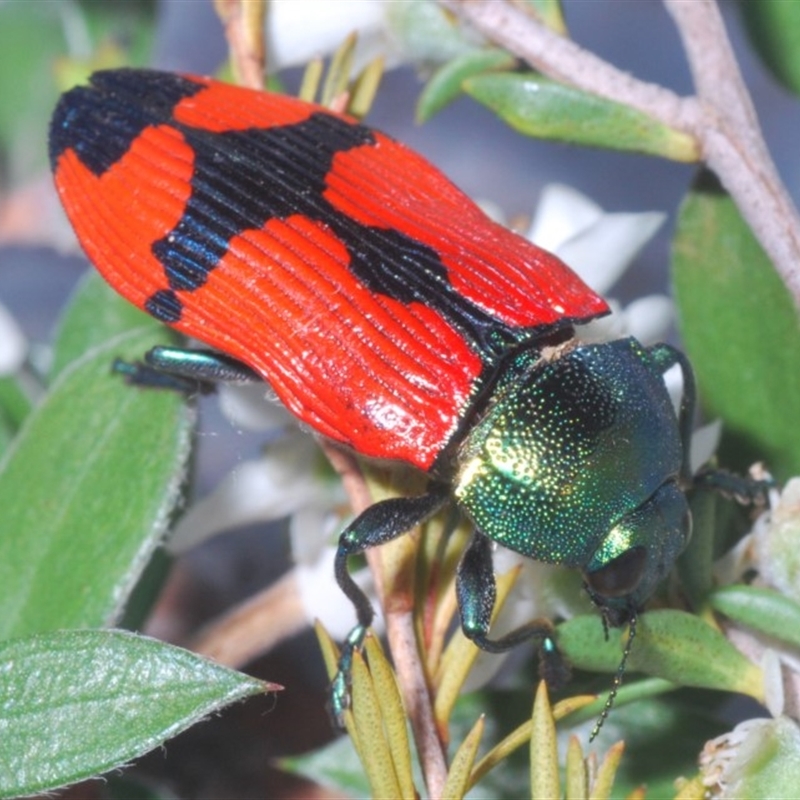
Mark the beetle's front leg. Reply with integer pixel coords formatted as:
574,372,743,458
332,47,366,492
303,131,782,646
329,487,449,726
456,531,569,688
648,343,773,505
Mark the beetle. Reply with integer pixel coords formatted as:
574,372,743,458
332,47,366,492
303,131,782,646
50,68,711,724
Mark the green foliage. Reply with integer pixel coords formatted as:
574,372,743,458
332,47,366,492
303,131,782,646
0,277,192,640
672,174,800,480
740,0,800,96
3,1,800,797
0,0,154,184
0,275,273,797
0,630,267,798
464,72,699,161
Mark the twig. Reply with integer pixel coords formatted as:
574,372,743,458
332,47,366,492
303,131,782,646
214,0,266,89
440,0,800,307
664,0,800,305
438,0,695,131
320,443,449,799
190,572,307,667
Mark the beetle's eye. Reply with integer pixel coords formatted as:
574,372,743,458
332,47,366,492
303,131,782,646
584,546,647,598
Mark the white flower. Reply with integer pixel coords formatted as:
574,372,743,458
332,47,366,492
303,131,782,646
717,476,800,601
264,0,478,74
0,302,27,376
266,0,391,73
527,183,672,345
699,717,800,798
168,432,343,555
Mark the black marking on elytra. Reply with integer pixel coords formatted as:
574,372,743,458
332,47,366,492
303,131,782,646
146,289,183,323
49,69,203,176
149,113,374,295
147,109,533,358
53,68,557,360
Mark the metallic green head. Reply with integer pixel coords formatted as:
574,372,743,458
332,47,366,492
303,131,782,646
454,337,691,625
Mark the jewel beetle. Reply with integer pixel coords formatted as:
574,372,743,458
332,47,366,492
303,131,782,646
50,69,708,724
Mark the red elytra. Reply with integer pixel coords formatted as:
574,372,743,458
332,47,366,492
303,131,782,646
49,69,608,472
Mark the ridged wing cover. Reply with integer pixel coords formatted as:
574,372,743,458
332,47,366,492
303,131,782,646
49,70,608,470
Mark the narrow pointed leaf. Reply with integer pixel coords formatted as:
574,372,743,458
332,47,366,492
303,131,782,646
443,715,484,800
348,57,385,119
471,694,595,787
464,73,699,161
350,650,402,799
565,735,587,800
364,636,415,800
589,741,624,800
0,629,271,798
0,326,193,640
530,681,560,800
417,49,516,121
672,176,800,479
321,32,356,107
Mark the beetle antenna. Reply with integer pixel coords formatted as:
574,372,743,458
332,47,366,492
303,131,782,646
589,611,637,743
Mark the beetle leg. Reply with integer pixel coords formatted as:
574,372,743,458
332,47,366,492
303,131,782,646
329,487,449,726
648,343,697,485
648,344,774,505
694,468,774,505
144,346,262,382
456,531,568,686
115,346,261,394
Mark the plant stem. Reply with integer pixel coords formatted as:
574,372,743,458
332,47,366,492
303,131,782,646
440,0,800,308
321,444,449,798
663,0,800,306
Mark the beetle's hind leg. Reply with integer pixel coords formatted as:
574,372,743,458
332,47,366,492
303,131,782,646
456,531,570,689
115,346,261,394
329,487,449,727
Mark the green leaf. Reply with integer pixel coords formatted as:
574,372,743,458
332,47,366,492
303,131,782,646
590,741,625,800
0,3,66,180
0,325,193,640
0,375,35,435
588,691,728,799
463,73,699,161
740,0,800,96
565,735,587,800
417,49,517,122
282,733,372,800
629,611,764,700
50,271,159,381
558,610,763,700
557,614,627,674
672,175,800,480
711,585,800,650
0,629,269,798
363,636,416,800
